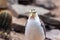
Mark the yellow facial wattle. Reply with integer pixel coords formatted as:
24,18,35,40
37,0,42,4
29,12,36,19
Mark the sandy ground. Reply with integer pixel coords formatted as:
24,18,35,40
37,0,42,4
12,17,27,26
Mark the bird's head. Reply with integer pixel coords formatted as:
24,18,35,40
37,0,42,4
29,9,36,19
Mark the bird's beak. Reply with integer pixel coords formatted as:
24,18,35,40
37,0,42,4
29,12,36,18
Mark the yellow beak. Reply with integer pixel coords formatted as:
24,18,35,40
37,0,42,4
29,12,36,18
29,9,36,18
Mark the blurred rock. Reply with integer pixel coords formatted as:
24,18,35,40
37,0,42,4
44,13,56,17
50,8,60,18
8,0,18,4
35,0,56,10
45,38,51,40
12,17,26,33
12,17,27,26
18,0,34,5
18,15,28,19
39,15,60,30
0,0,8,8
11,4,50,17
12,23,25,33
0,38,4,40
51,0,60,7
50,0,60,21
46,29,60,40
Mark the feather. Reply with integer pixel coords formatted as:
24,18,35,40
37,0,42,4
25,9,45,40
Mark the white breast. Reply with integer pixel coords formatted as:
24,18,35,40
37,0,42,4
25,18,45,40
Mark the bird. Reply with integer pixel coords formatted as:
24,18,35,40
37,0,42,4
25,9,46,40
0,10,12,40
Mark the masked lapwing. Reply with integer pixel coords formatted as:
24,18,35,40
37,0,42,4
25,9,46,40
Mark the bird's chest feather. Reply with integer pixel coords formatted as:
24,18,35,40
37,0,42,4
25,19,45,40
26,19,43,33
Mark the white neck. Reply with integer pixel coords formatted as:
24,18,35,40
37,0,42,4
28,13,41,24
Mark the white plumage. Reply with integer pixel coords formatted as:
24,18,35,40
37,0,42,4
25,9,45,40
